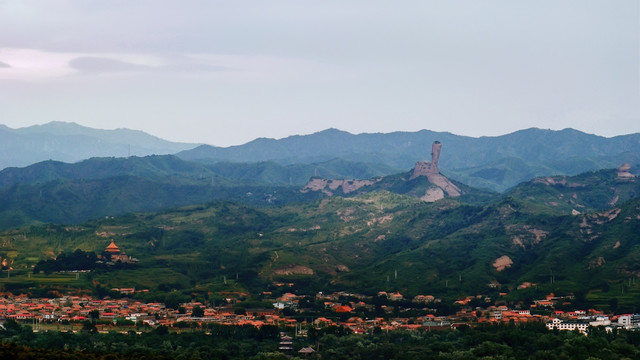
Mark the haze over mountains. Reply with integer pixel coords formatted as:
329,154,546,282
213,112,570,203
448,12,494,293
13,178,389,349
178,128,640,192
0,121,636,230
0,121,195,169
1,122,638,193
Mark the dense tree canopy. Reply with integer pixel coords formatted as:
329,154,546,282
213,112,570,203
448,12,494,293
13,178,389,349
2,320,640,359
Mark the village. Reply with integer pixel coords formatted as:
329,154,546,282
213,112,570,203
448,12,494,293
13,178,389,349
2,241,638,338
0,288,638,336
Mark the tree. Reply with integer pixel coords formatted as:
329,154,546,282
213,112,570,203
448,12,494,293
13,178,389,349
192,305,204,317
164,291,187,310
155,325,169,335
610,298,619,312
234,307,246,315
81,320,97,333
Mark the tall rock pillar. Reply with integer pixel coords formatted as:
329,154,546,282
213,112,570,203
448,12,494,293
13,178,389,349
431,141,442,172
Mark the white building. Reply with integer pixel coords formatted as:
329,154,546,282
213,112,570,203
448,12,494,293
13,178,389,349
546,318,589,335
589,316,611,327
617,314,640,329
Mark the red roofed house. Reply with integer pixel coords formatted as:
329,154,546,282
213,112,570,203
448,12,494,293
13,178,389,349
334,305,353,313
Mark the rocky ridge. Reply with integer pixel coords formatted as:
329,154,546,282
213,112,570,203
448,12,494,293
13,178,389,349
301,141,464,202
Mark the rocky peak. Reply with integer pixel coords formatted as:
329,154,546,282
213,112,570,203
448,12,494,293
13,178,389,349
301,140,463,202
409,141,462,201
410,141,441,179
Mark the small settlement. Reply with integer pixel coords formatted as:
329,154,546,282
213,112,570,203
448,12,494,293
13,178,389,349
0,289,638,336
2,242,636,337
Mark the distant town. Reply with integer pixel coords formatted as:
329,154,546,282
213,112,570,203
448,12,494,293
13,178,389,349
1,288,637,337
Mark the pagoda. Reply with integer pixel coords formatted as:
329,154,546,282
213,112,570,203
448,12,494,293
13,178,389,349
104,241,132,263
106,241,120,254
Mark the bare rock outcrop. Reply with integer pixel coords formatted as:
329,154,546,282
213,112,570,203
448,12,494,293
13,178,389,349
273,265,314,276
493,255,513,272
301,140,462,202
588,256,606,269
617,163,635,179
410,141,442,179
421,187,445,202
409,141,461,200
301,178,380,195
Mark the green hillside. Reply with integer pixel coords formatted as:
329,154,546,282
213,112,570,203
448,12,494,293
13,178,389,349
205,158,399,185
0,175,319,229
506,168,640,215
0,155,395,229
0,170,638,310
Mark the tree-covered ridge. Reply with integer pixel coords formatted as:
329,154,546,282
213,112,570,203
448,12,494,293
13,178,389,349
0,145,635,232
0,154,399,229
0,155,397,190
506,168,640,214
179,127,640,192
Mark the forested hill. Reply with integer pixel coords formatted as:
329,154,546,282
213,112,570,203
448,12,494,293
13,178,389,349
0,155,250,229
506,166,640,214
0,153,636,232
1,171,639,310
0,154,396,229
178,128,640,191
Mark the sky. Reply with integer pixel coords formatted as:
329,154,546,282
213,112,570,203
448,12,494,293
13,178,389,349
0,1,638,146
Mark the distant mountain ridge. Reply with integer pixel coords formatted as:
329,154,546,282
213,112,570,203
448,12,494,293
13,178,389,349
2,122,639,193
178,128,640,165
178,128,640,191
0,121,198,170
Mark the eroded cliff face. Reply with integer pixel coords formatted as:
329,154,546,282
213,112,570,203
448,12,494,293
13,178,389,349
301,141,464,202
410,141,442,178
409,141,461,201
423,173,461,199
408,166,461,201
301,178,381,196
411,161,439,178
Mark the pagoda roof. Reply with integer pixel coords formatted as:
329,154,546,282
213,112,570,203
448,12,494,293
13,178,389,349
106,241,120,253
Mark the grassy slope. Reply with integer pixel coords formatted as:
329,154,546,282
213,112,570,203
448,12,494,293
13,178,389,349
0,185,638,311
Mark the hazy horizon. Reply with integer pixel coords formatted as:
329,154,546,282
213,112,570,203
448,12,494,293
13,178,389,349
1,1,638,146
3,120,640,148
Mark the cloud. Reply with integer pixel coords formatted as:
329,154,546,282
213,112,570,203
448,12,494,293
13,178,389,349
69,56,153,73
69,55,235,75
0,48,77,79
0,49,236,80
162,62,233,73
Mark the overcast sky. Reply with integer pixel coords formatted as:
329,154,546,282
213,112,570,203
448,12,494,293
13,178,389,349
0,1,638,146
